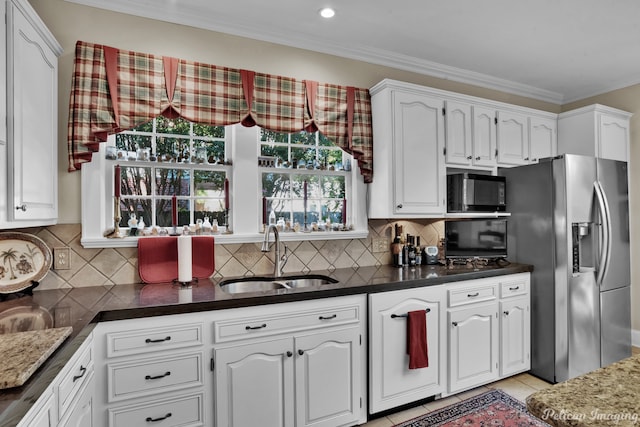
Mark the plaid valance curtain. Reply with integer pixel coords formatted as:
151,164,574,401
67,41,373,182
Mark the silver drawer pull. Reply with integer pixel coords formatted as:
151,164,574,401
508,286,520,291
452,321,458,327
504,311,510,316
246,323,267,330
145,336,171,344
15,204,26,211
146,413,172,423
467,292,480,298
72,365,86,382
145,371,171,380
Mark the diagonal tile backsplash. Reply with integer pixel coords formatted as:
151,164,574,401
5,219,444,290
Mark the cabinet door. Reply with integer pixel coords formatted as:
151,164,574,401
369,286,445,413
598,114,629,162
448,303,499,393
496,111,529,166
214,338,294,427
16,390,55,427
294,328,361,427
60,371,94,427
444,101,472,166
471,106,497,167
7,1,58,222
500,297,530,377
529,116,556,163
392,91,445,215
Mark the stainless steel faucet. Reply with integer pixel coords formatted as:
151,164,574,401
261,224,288,277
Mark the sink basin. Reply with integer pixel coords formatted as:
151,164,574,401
219,275,338,294
281,275,338,288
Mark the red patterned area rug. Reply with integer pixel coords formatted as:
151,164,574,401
393,390,551,427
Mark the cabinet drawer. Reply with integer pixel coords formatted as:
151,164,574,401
109,393,204,427
213,304,360,343
106,323,203,358
108,352,203,402
448,284,497,307
499,278,528,298
57,337,93,419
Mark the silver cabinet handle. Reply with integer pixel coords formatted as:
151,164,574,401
467,292,479,298
504,311,510,316
396,204,403,209
466,156,472,160
476,156,481,160
452,321,458,327
15,204,26,211
508,286,520,291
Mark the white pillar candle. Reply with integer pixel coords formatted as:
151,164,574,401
177,235,192,283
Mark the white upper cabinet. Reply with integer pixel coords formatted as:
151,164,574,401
1,0,62,228
529,116,557,162
471,106,498,168
558,104,631,162
368,79,558,218
496,110,529,166
369,81,446,218
444,100,473,166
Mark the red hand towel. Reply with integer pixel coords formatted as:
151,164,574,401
407,310,429,369
137,236,215,284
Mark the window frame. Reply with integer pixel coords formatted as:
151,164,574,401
80,123,368,248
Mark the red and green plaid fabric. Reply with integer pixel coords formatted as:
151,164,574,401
67,41,373,182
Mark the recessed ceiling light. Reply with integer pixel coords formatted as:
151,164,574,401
319,7,335,18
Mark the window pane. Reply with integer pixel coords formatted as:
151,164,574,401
261,129,288,143
193,123,224,138
291,131,315,146
115,133,152,152
291,147,316,169
155,198,172,227
119,198,152,228
194,199,225,225
194,139,224,163
318,132,333,147
156,116,190,135
321,175,345,198
262,172,291,199
156,168,190,196
121,166,152,196
260,145,289,164
194,170,225,195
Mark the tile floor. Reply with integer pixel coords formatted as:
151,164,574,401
359,372,553,427
362,347,640,426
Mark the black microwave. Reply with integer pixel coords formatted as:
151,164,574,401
447,173,506,212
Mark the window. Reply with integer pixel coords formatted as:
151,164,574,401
113,117,229,229
80,119,367,247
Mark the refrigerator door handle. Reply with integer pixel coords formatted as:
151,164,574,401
594,180,611,287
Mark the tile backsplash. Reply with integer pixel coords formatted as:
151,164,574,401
7,219,443,290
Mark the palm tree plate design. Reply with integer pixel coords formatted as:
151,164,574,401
0,232,52,294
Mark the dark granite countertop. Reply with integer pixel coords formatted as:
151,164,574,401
0,262,532,426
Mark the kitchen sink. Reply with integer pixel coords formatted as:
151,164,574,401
219,274,338,294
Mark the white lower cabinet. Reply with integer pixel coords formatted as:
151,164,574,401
447,273,531,394
368,285,445,413
448,302,499,392
499,276,531,377
59,371,94,427
16,333,94,427
212,295,367,427
93,315,207,427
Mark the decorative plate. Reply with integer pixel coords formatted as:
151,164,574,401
0,232,52,294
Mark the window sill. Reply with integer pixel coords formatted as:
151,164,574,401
81,229,370,248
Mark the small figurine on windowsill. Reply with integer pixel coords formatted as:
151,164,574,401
128,213,138,236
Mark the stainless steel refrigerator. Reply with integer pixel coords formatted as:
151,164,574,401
501,154,631,383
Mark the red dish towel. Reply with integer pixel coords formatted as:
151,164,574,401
407,310,429,369
137,236,215,284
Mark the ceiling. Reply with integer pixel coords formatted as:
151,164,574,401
65,0,640,105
